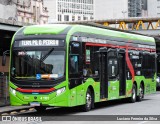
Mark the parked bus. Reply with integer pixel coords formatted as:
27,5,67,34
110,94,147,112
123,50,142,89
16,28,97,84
2,24,156,112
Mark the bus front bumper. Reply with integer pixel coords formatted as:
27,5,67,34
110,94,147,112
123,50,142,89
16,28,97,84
9,87,69,107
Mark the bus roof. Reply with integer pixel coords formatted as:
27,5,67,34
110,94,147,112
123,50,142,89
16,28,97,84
22,24,155,44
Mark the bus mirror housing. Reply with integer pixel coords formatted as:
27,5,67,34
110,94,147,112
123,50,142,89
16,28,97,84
2,50,10,66
2,54,6,66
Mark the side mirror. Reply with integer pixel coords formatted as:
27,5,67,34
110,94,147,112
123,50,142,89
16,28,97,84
2,54,6,66
2,50,10,66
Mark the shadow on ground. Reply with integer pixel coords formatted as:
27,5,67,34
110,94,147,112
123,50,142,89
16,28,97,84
20,98,151,116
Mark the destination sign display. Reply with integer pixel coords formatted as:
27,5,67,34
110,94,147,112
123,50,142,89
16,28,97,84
14,39,65,47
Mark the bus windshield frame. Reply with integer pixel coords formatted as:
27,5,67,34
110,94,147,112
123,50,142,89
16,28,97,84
10,39,66,87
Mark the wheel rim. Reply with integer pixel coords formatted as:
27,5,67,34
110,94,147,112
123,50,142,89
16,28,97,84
132,88,136,100
139,86,143,99
86,92,92,108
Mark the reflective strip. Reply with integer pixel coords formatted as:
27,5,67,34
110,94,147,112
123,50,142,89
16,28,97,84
16,88,55,93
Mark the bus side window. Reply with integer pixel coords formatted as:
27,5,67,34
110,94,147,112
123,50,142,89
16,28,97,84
69,55,79,74
108,58,118,78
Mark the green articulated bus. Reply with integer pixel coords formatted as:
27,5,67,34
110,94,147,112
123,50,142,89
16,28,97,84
3,24,157,112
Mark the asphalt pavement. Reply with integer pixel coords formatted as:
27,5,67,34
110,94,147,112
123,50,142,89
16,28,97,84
1,91,160,123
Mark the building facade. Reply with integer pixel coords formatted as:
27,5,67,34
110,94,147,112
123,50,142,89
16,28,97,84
94,0,128,20
148,0,160,17
44,0,94,22
16,0,48,24
94,0,148,20
0,0,48,24
128,0,142,17
0,0,17,20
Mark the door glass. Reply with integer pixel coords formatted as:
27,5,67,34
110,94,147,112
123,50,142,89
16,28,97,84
69,55,79,74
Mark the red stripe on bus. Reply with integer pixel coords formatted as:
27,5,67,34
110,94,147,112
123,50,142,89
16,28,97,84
85,42,156,52
16,88,55,93
126,47,135,82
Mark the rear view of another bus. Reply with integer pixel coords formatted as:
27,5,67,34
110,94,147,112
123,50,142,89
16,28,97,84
156,38,160,90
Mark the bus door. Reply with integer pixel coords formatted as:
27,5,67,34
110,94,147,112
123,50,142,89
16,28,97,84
99,47,108,99
69,42,83,106
118,49,126,96
107,49,119,99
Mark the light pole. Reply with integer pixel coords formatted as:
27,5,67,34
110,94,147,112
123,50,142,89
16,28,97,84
122,11,127,18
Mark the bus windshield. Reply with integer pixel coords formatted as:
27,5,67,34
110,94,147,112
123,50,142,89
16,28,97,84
11,48,65,80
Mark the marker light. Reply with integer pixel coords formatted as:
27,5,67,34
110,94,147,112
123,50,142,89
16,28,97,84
56,87,65,96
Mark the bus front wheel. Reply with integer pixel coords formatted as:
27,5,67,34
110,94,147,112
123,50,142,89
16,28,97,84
82,89,93,112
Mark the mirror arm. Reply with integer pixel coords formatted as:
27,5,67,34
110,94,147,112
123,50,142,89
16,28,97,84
2,50,10,66
3,50,10,56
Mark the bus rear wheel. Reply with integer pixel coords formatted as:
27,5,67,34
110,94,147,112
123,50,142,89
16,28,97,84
137,84,144,102
129,84,136,103
82,89,93,112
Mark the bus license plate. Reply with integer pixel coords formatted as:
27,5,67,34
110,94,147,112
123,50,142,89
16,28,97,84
30,102,40,106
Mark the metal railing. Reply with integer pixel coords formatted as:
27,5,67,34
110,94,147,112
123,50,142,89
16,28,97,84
0,75,9,106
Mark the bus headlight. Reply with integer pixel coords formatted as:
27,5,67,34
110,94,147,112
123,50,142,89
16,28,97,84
56,87,65,96
156,77,160,83
10,87,16,95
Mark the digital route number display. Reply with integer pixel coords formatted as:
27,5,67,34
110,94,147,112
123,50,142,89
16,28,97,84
14,39,65,47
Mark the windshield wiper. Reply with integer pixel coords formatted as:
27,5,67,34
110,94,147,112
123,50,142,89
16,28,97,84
40,48,54,62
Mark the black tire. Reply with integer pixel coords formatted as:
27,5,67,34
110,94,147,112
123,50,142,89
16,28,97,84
137,84,144,102
129,83,137,103
82,89,93,112
35,106,46,112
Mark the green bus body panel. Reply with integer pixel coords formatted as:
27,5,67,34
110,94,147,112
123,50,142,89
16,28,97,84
67,25,155,43
23,24,69,35
9,76,156,106
21,24,154,43
9,24,156,107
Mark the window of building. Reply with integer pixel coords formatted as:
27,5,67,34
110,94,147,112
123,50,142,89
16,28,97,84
90,16,93,20
33,6,36,22
72,15,75,21
78,16,81,20
26,18,29,23
58,14,62,21
64,15,69,21
37,7,40,22
21,17,24,22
